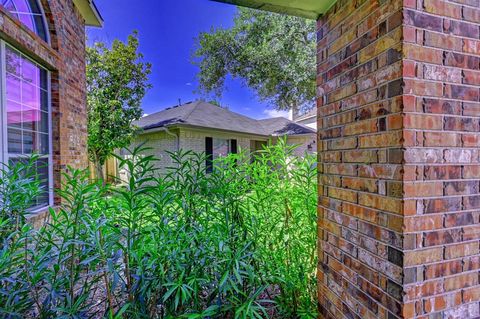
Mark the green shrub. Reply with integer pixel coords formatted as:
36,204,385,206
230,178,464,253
0,139,317,318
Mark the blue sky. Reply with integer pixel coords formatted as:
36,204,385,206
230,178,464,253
86,0,289,120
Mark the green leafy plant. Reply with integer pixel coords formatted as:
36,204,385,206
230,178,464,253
0,156,42,318
87,31,152,181
0,140,317,318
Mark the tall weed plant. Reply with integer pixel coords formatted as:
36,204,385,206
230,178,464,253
0,139,317,318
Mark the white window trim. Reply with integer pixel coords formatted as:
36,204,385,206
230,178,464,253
0,41,53,212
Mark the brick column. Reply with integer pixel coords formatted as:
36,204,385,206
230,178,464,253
317,0,480,317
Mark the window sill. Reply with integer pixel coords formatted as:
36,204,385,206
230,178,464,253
26,206,55,228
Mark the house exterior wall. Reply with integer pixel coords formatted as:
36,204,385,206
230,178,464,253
291,108,318,130
45,0,89,204
269,135,317,156
129,129,179,172
0,1,89,220
296,116,318,130
122,127,315,175
178,128,254,154
317,0,480,317
125,128,267,174
402,0,480,317
177,128,316,158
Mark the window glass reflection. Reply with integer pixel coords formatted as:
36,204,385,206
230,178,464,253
5,46,50,208
0,0,48,42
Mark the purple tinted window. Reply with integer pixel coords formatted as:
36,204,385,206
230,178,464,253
6,47,48,153
6,49,21,76
6,100,22,127
22,82,39,109
6,74,21,102
0,0,47,41
7,128,22,153
22,59,39,85
5,46,50,208
22,108,40,131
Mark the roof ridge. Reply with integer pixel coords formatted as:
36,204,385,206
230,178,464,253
183,100,202,122
192,101,261,123
142,101,191,119
257,116,286,121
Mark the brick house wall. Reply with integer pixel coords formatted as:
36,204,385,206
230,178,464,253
178,128,256,155
0,0,91,217
123,128,263,176
402,0,480,317
178,129,315,158
317,0,480,317
43,0,90,173
126,128,267,174
127,130,180,172
121,127,315,175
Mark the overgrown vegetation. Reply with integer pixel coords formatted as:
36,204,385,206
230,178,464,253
0,140,317,318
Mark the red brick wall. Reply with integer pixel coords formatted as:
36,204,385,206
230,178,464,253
0,1,88,205
43,0,89,203
317,0,404,316
317,0,480,316
402,0,480,317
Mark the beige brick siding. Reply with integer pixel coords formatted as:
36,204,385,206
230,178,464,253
127,129,179,171
279,136,317,157
121,127,315,175
178,128,256,154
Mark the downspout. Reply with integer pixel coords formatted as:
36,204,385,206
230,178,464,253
163,127,179,170
159,127,179,152
138,127,180,170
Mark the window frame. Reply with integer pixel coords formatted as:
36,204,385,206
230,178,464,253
206,137,238,173
0,41,53,212
0,0,50,43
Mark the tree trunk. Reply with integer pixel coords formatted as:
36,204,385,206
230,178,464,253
94,159,105,185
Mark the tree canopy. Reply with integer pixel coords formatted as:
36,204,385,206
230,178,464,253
87,31,152,179
193,7,316,111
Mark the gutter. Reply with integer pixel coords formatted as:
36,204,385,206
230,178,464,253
140,123,271,139
73,0,104,27
272,132,317,137
142,126,180,152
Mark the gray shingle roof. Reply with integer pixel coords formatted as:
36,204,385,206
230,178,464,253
134,101,316,136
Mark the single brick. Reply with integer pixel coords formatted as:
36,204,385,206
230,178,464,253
444,117,480,132
404,247,443,266
424,165,462,180
444,19,480,39
424,197,462,213
404,9,443,31
445,242,480,259
425,260,463,279
444,52,480,70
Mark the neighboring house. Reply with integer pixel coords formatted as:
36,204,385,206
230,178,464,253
121,101,316,175
0,0,102,215
289,107,316,130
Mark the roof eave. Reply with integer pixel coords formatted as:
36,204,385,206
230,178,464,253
73,0,104,27
139,123,271,137
210,0,336,19
272,132,316,137
139,123,316,138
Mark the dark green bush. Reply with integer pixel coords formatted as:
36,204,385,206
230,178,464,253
0,139,317,318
